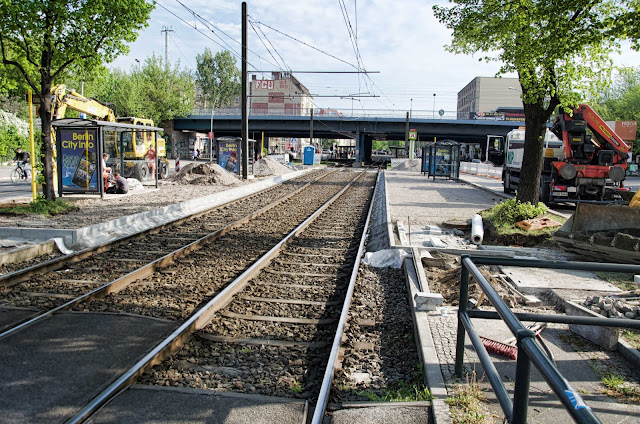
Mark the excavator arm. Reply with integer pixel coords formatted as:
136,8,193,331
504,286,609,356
51,85,117,122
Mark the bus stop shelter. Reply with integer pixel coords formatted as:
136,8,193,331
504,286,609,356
53,118,162,198
421,140,461,181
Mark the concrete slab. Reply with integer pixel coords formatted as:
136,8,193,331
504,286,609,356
0,306,38,330
89,385,308,424
0,312,174,423
329,403,430,424
501,266,621,296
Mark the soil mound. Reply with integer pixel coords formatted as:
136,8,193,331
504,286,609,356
254,156,293,177
166,163,243,186
394,159,421,172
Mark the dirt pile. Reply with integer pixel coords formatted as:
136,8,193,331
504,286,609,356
165,163,243,186
254,156,293,177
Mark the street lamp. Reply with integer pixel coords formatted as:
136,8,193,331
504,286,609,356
432,93,436,119
134,59,141,70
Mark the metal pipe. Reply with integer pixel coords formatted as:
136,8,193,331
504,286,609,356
520,337,601,423
471,257,640,274
454,264,469,377
468,310,640,329
462,256,524,332
471,214,484,245
460,312,513,421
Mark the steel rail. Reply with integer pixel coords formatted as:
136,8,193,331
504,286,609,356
0,170,337,340
311,169,378,424
66,169,371,424
0,170,325,288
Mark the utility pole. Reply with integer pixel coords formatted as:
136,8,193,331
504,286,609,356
241,2,248,179
161,26,174,68
310,108,314,149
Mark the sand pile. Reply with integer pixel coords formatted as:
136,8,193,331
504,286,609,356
394,159,422,172
165,163,243,186
254,156,293,177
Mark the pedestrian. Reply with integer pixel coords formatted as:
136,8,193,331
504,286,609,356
105,172,129,194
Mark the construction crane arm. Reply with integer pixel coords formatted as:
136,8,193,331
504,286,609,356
51,84,117,122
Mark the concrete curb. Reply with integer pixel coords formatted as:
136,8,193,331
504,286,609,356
0,169,311,251
404,257,453,424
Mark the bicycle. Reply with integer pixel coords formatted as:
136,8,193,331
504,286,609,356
10,162,31,184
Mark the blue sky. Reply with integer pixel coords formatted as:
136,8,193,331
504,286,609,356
109,0,640,116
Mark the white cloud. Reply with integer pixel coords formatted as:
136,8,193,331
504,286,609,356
109,0,639,115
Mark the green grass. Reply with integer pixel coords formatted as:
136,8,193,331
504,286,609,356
357,381,432,402
0,198,78,217
595,272,638,291
622,330,640,349
446,370,490,424
602,373,640,402
356,363,432,402
480,197,565,236
289,381,302,393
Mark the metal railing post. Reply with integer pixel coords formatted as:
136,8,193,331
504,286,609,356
511,329,535,423
455,257,470,377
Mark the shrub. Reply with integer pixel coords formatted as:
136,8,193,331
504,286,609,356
488,197,548,227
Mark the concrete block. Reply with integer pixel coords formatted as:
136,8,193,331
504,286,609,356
564,300,619,351
414,292,443,311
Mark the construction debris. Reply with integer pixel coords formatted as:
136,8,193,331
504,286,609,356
515,217,562,231
582,295,640,319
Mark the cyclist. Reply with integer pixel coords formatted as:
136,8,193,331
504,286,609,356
13,147,30,179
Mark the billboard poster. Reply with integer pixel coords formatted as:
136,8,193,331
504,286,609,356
218,139,239,174
58,128,99,191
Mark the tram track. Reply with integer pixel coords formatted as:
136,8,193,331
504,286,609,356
0,170,335,333
61,169,376,423
0,170,326,279
0,169,378,424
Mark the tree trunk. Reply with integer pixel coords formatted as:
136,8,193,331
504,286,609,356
516,101,548,205
39,79,55,200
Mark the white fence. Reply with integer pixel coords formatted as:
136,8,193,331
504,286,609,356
460,162,503,179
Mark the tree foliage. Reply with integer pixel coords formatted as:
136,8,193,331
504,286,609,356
594,66,640,155
0,0,154,199
433,0,639,204
196,49,241,108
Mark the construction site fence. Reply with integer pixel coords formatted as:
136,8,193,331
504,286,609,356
459,162,502,179
455,255,640,424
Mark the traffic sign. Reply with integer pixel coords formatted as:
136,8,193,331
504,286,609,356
208,131,214,140
409,129,417,140
439,109,445,116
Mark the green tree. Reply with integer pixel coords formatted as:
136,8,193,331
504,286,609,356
135,54,195,123
594,67,640,156
196,49,241,108
0,0,154,199
433,0,639,204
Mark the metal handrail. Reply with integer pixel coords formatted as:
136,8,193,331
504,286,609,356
455,255,640,424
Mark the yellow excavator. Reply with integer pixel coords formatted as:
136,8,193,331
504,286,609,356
50,85,170,180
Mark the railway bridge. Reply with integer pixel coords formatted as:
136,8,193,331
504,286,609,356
173,112,525,162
